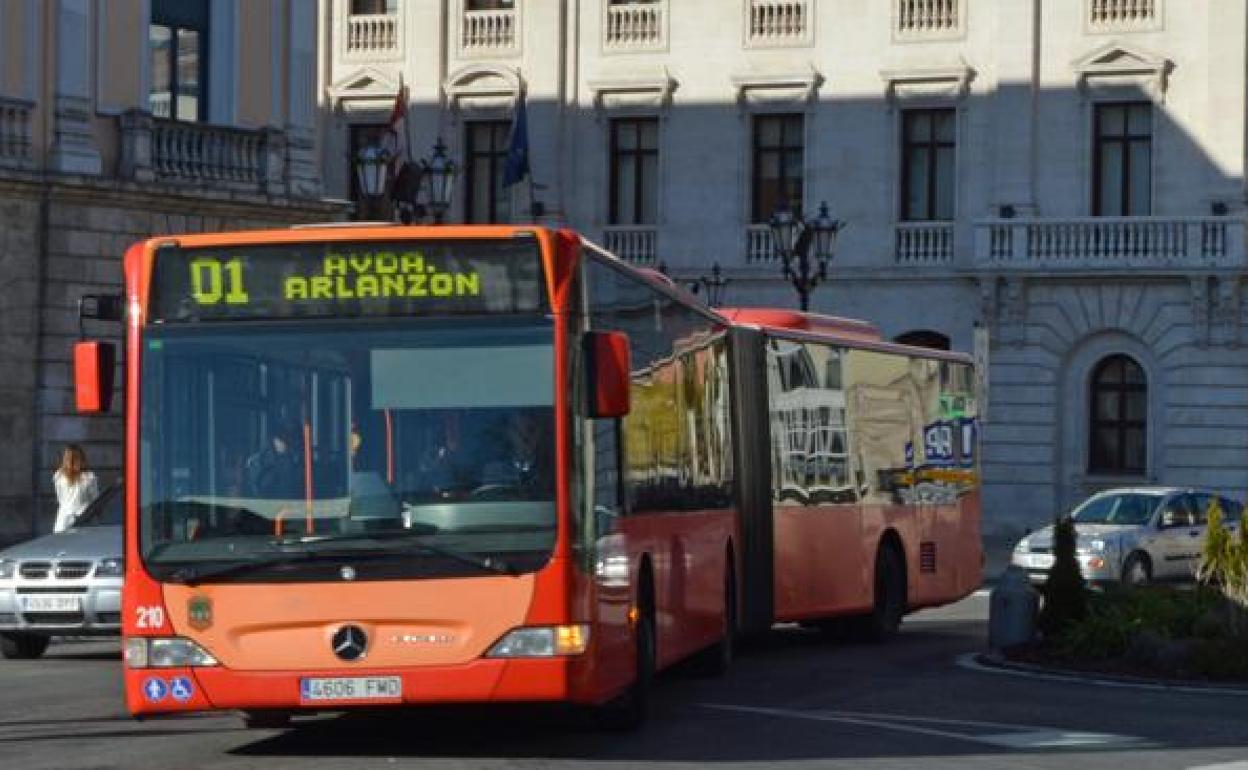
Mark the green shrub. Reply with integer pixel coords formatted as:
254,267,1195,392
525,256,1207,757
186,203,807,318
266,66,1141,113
1197,499,1248,634
1039,515,1087,637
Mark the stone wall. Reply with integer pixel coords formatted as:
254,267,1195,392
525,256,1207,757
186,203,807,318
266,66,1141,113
0,175,344,545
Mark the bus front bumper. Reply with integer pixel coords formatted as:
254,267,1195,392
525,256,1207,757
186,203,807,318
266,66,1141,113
126,657,579,716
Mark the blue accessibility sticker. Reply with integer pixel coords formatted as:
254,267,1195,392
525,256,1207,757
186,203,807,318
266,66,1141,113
142,677,168,702
170,676,194,702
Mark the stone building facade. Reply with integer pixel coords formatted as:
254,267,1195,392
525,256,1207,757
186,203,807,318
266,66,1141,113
0,0,342,544
319,0,1248,564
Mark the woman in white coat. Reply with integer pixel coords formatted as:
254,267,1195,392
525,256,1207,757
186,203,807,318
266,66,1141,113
52,444,99,533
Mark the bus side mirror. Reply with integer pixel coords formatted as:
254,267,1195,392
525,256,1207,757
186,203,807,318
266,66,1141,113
73,341,116,413
586,331,631,419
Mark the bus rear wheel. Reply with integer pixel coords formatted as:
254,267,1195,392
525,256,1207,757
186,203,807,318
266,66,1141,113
859,543,906,643
692,562,736,677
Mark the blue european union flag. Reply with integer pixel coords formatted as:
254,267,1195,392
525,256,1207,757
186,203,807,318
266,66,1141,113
503,97,530,188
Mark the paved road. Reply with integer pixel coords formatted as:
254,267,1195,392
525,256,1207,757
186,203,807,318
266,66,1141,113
2,595,1247,770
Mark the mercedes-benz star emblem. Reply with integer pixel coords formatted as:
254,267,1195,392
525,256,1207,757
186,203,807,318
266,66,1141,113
331,625,368,662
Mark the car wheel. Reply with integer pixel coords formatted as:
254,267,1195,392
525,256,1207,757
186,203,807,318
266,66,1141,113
0,632,51,660
1121,553,1152,587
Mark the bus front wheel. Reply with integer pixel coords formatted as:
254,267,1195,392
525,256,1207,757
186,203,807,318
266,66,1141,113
594,580,655,731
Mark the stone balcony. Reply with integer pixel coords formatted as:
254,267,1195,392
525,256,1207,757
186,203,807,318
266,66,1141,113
345,13,402,61
895,222,955,265
973,216,1246,272
117,111,318,198
604,1,667,52
461,6,518,56
1088,0,1159,31
895,0,963,40
745,0,812,47
603,225,659,266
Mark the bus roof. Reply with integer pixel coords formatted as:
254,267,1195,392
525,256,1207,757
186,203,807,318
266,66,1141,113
716,308,882,343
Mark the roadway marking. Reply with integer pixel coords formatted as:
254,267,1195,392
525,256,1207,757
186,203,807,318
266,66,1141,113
1185,763,1248,770
699,703,1153,751
956,652,1248,696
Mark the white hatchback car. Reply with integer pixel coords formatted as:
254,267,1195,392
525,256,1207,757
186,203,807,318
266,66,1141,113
1011,488,1244,586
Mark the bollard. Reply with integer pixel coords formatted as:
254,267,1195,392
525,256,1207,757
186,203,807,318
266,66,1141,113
988,565,1039,651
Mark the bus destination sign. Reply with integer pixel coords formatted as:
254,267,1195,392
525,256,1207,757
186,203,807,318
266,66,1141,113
149,239,546,322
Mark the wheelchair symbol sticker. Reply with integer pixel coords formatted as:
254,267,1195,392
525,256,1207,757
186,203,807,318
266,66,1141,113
170,676,194,702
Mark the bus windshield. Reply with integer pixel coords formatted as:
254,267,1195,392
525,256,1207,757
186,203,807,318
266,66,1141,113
138,319,557,581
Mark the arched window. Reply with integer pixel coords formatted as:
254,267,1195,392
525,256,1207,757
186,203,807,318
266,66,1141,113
894,330,951,351
1090,355,1146,474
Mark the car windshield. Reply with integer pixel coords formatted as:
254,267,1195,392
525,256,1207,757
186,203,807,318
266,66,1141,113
1071,493,1160,526
76,484,122,527
138,318,558,580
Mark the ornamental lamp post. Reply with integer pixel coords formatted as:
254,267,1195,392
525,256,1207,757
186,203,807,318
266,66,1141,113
769,199,844,312
354,144,391,217
421,136,456,224
694,262,732,306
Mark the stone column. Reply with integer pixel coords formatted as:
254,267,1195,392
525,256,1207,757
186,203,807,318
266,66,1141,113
118,109,155,182
49,0,102,175
286,2,321,197
989,0,1037,216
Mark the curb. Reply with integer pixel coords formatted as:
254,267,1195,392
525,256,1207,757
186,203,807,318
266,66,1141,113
957,652,1248,696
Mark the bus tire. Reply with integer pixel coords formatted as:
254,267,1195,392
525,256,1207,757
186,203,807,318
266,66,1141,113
692,557,736,677
860,541,906,643
0,632,50,660
242,710,292,729
595,570,655,731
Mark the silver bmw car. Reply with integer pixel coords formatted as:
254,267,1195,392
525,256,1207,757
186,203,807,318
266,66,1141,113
1011,487,1244,586
0,482,122,659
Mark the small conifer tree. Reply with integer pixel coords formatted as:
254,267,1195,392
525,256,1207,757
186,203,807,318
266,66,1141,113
1039,515,1087,636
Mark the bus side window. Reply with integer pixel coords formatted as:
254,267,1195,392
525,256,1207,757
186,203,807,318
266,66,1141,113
592,418,624,533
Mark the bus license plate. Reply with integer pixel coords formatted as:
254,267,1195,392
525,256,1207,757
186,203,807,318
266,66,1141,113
20,595,81,612
300,676,402,702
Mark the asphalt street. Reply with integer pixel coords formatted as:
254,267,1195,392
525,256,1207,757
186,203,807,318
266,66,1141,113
2,593,1247,770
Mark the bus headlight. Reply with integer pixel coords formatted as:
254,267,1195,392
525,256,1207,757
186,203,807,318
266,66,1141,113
486,625,590,658
125,637,218,668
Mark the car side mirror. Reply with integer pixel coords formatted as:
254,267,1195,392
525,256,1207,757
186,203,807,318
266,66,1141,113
585,331,631,419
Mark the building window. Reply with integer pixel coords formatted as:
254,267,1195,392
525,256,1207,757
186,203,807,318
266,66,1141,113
149,0,209,122
1089,354,1147,475
609,118,659,226
752,114,804,223
901,109,956,221
464,121,512,224
350,0,398,12
1094,102,1152,216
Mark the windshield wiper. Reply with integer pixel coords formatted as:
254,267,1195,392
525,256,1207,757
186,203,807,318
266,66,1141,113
164,546,387,586
290,531,521,577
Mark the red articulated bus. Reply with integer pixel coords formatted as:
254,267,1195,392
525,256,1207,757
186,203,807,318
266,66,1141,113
71,225,980,728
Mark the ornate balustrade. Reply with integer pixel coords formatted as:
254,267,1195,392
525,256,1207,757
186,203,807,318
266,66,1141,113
896,0,962,38
746,0,811,46
896,222,954,265
1089,0,1158,30
462,8,518,53
0,97,34,168
118,111,288,194
603,226,658,266
346,13,401,59
974,216,1246,270
605,2,666,51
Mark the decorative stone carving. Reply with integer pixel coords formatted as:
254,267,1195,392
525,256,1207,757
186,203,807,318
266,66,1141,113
1003,277,1028,347
1073,41,1174,101
1216,275,1241,348
1190,276,1211,347
880,59,975,103
730,66,823,109
588,68,678,113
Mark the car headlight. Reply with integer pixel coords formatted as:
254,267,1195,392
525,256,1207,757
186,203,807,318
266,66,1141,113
95,558,124,578
0,559,13,579
125,637,218,668
1013,538,1029,553
486,625,590,658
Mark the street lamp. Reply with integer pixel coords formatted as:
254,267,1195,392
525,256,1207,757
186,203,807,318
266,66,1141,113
692,263,732,306
353,137,458,224
769,199,843,312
